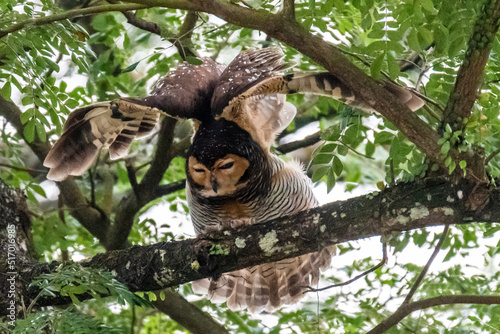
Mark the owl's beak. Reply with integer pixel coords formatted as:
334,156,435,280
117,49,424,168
210,174,218,193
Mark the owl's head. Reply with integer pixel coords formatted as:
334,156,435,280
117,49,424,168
186,118,269,198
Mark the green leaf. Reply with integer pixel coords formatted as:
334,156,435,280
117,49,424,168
407,29,421,52
459,160,467,169
434,25,449,55
20,108,34,124
445,155,452,167
312,153,333,165
326,169,336,193
420,0,434,12
365,141,375,157
31,184,46,197
337,145,349,156
386,52,400,80
123,33,130,49
370,53,385,79
375,131,394,145
441,141,450,154
24,121,35,143
311,166,330,182
121,61,140,73
186,56,203,65
35,121,46,142
448,161,456,174
320,143,337,153
332,155,343,176
0,81,11,101
66,99,79,109
418,26,433,47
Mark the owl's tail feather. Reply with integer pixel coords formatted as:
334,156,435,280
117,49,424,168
192,246,334,313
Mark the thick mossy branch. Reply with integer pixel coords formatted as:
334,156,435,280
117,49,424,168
442,0,500,132
5,177,499,312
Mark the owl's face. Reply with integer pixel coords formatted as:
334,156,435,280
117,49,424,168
188,154,250,197
186,118,269,199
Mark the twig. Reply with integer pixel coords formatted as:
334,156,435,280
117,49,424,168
154,179,186,198
402,224,450,304
0,162,46,175
126,159,140,199
276,132,321,154
0,3,151,38
366,295,500,334
306,243,387,293
485,147,500,165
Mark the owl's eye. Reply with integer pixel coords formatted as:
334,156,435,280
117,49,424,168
219,161,234,170
194,168,205,173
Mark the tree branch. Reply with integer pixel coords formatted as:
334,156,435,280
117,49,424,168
281,0,295,20
0,4,152,38
8,176,500,311
402,224,449,304
442,0,500,133
152,289,229,334
306,243,387,293
276,132,321,154
106,117,178,250
366,295,500,334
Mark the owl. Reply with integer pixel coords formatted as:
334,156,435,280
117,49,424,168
43,48,423,312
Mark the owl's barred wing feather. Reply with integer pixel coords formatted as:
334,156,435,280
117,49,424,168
43,99,160,181
226,71,424,113
44,58,223,181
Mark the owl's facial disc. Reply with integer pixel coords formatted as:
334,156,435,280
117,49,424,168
188,154,250,197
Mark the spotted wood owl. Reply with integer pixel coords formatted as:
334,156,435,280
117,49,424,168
43,48,423,312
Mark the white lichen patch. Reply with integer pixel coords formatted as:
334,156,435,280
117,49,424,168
331,211,338,218
396,214,410,225
158,249,167,262
312,213,320,224
235,237,246,249
154,273,162,286
259,230,281,256
320,225,326,233
457,190,463,199
191,260,200,271
446,196,455,203
125,261,131,270
427,194,432,201
111,270,117,276
442,207,454,216
340,213,347,219
223,230,232,236
410,206,429,220
292,231,300,238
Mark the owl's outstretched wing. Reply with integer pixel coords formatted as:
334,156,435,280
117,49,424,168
217,70,424,149
224,71,424,113
44,58,223,181
43,99,159,181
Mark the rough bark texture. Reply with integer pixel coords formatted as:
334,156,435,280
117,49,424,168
1,176,497,313
0,180,36,322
